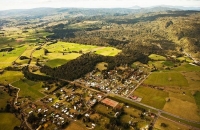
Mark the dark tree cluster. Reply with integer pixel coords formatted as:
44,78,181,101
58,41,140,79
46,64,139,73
40,51,148,81
22,66,54,81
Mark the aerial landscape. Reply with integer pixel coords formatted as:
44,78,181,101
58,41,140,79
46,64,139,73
0,0,200,130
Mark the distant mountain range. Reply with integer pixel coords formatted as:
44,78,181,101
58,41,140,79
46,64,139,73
130,5,200,10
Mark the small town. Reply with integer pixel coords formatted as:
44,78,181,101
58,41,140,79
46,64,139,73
17,65,154,130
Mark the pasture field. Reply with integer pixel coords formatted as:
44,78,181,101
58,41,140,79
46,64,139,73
133,87,169,109
45,42,97,53
32,42,121,67
0,113,21,130
45,42,121,56
154,117,190,130
0,45,27,68
44,53,81,67
12,79,44,100
181,72,200,90
148,54,166,61
173,63,200,71
0,71,23,84
163,97,200,121
169,92,196,104
144,72,188,87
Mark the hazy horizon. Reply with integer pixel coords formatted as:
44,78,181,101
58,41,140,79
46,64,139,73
0,0,200,11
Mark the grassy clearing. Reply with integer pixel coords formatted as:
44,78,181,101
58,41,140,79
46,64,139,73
120,114,132,123
144,72,188,87
133,87,168,109
0,89,11,109
0,113,21,130
95,62,108,71
0,71,23,84
45,59,68,68
177,56,193,63
123,107,141,118
95,47,121,56
94,103,114,118
148,54,166,61
154,117,190,130
12,79,44,100
194,91,200,109
163,97,200,121
65,121,86,130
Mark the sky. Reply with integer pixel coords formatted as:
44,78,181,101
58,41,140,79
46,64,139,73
0,0,200,10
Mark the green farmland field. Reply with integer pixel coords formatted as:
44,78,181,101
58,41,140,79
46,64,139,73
173,63,200,72
133,87,169,109
12,79,44,100
95,47,121,56
0,45,27,68
32,42,121,67
148,54,166,61
144,72,189,87
45,59,68,68
0,71,23,84
0,89,11,109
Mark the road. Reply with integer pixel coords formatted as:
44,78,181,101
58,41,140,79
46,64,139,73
110,93,200,129
56,77,200,129
159,115,199,130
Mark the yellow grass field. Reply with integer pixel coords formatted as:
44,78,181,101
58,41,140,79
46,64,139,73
0,71,23,84
163,97,200,122
154,117,191,130
0,113,21,130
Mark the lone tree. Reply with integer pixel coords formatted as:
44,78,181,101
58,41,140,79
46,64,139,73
160,123,168,127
